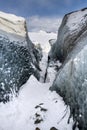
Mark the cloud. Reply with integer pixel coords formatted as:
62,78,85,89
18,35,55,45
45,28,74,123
27,16,62,33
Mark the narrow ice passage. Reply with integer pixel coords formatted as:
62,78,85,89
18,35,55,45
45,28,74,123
0,31,73,130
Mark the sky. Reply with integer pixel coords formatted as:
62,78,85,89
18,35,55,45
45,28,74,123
0,0,87,32
0,0,87,17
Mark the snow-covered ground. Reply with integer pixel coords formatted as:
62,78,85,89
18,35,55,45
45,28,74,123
0,76,73,130
0,30,73,130
29,30,57,53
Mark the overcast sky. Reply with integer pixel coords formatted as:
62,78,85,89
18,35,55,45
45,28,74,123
0,0,87,32
0,0,87,17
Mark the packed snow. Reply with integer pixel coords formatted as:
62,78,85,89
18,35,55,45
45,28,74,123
0,11,24,22
0,11,26,37
0,76,73,130
0,30,73,130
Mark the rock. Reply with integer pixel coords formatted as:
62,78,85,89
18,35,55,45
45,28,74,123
35,113,40,118
35,127,40,130
0,11,40,102
50,8,87,129
40,107,47,112
34,118,43,124
50,127,58,130
35,104,47,112
49,8,87,62
49,39,56,47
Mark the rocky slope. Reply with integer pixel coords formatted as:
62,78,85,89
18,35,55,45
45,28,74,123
50,8,87,130
0,11,40,102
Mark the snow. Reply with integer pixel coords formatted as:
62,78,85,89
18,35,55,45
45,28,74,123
0,11,25,23
0,76,73,130
0,11,26,37
29,30,57,82
29,30,57,53
67,9,87,32
0,30,73,130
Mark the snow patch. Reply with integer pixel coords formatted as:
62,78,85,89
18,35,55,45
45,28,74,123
0,11,26,39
